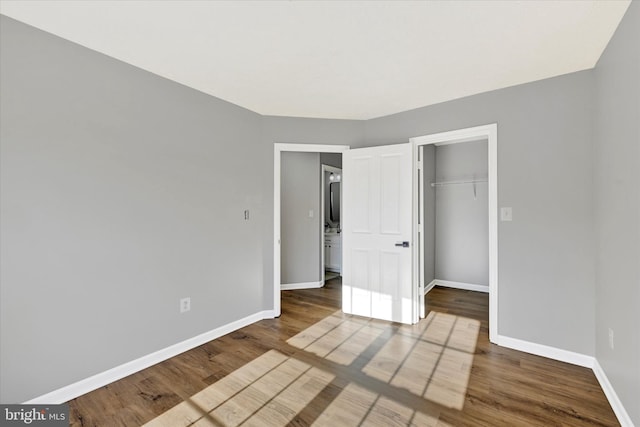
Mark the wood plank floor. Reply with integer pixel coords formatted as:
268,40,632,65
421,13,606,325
68,280,619,426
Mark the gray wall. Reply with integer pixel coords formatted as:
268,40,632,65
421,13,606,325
320,152,342,169
593,3,640,424
0,16,268,403
434,141,489,285
365,71,596,355
281,152,321,284
263,116,364,148
422,145,436,284
2,7,639,420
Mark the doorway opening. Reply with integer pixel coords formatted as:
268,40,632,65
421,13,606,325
273,144,349,317
321,164,342,284
411,124,498,342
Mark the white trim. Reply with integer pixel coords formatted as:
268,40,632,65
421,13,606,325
320,165,326,284
433,135,489,146
275,143,347,153
281,280,324,291
274,143,350,318
410,123,498,343
412,125,494,146
424,279,437,295
416,146,426,319
593,359,635,427
24,310,274,404
261,310,277,318
433,279,489,293
496,335,595,368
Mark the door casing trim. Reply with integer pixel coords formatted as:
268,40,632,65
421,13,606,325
410,123,498,342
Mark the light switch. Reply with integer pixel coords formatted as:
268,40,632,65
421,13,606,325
500,207,513,221
308,210,314,218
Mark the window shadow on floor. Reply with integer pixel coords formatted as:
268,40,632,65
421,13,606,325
143,310,480,427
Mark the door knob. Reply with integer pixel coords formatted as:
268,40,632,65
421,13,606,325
395,241,410,247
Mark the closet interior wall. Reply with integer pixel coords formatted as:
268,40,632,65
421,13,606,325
423,139,489,290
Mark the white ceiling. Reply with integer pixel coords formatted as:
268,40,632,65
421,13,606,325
0,1,631,120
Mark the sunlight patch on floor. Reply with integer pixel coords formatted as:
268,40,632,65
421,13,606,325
288,311,386,365
290,310,480,410
144,350,334,427
144,310,479,426
366,312,479,409
313,382,451,427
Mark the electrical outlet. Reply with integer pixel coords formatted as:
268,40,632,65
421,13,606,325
608,328,614,349
180,297,191,313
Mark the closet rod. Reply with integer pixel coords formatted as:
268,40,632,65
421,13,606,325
430,179,487,187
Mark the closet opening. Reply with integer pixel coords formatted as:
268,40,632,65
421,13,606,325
411,124,498,341
420,139,489,296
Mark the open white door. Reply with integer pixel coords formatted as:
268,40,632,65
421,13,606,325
342,143,414,324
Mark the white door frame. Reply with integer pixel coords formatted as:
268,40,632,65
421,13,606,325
410,123,498,343
273,143,350,317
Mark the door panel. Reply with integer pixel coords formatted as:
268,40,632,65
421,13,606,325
351,249,371,316
380,153,403,234
352,156,373,233
342,143,413,324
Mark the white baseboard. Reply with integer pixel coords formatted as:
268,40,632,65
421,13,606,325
433,279,489,293
593,359,634,427
281,280,323,291
262,309,277,319
24,310,274,404
23,307,634,427
496,336,634,426
424,280,437,295
497,335,594,368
